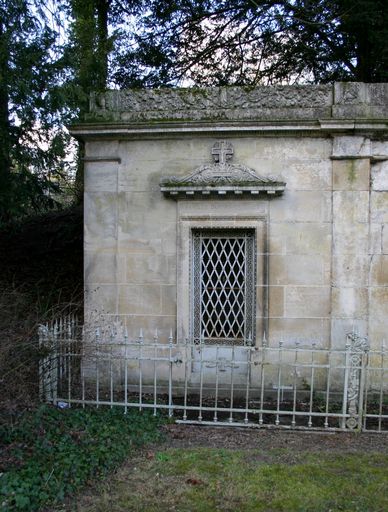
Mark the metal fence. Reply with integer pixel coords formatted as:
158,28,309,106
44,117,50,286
38,318,388,432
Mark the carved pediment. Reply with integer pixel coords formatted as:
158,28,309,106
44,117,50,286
160,141,286,197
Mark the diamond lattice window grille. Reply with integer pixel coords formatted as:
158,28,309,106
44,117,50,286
192,230,256,345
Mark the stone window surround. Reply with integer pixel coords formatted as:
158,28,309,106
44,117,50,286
176,200,268,348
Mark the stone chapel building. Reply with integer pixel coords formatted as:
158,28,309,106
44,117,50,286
71,82,388,352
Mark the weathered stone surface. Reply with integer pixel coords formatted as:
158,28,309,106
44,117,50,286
332,159,370,191
118,285,162,316
84,192,120,250
332,255,370,287
126,254,174,284
270,223,332,256
332,136,371,158
77,83,388,355
371,192,388,223
270,190,331,223
84,161,119,193
285,286,331,318
371,161,388,191
269,318,330,344
81,83,388,125
87,85,333,123
383,225,388,254
85,251,125,285
332,287,369,319
268,286,284,317
370,255,388,286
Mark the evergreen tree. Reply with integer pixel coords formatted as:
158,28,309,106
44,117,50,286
0,0,73,225
117,0,388,87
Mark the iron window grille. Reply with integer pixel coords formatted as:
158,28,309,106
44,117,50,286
192,230,256,345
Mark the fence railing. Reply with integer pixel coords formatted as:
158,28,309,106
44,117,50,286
38,318,388,432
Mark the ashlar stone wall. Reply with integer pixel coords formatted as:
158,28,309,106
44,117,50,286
73,82,388,351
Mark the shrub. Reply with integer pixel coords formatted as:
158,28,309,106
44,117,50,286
0,405,163,511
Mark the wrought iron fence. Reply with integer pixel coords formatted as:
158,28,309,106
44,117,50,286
38,318,388,432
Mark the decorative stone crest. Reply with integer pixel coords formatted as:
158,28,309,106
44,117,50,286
160,141,286,197
88,85,333,123
345,331,369,430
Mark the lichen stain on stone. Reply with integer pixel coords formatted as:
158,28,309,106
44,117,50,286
348,160,357,184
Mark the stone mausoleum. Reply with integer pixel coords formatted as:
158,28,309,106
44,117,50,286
70,82,388,352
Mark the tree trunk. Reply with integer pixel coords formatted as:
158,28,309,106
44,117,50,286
73,0,110,202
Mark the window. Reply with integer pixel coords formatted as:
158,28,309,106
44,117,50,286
192,230,256,345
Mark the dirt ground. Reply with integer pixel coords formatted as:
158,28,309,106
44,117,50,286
160,423,388,453
54,423,388,512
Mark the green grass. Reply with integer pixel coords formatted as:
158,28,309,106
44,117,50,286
78,447,388,512
0,405,164,511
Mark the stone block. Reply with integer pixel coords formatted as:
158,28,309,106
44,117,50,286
370,255,388,286
332,159,370,191
269,255,288,285
285,286,331,318
369,223,383,255
332,254,369,286
84,161,119,192
126,254,173,284
372,140,388,155
268,317,330,344
370,192,388,223
119,191,176,231
330,319,368,349
85,284,118,316
271,223,331,256
383,225,388,254
270,191,329,223
84,192,120,249
118,193,176,253
332,136,371,158
285,255,325,285
124,315,176,341
119,233,163,255
333,191,369,224
371,161,388,191
161,285,177,316
282,160,331,191
268,286,284,317
369,287,388,322
269,254,326,285
85,140,120,158
255,137,331,160
333,222,369,255
118,285,162,315
331,287,368,318
85,251,125,285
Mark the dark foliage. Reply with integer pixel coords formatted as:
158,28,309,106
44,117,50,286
0,405,164,511
0,206,83,403
0,0,76,226
116,0,388,87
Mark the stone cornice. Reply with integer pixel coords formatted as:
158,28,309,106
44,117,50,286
69,118,388,140
69,83,388,140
